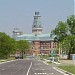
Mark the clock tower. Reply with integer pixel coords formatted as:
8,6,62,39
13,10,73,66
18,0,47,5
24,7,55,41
32,12,43,35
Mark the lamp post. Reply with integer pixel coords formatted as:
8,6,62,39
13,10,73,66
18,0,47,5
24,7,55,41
21,50,23,59
50,33,52,55
50,33,54,62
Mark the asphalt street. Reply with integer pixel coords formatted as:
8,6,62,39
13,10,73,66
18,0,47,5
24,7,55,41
0,59,64,75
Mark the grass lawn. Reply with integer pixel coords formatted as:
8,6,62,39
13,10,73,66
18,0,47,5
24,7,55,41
40,55,50,60
47,61,52,64
58,65,75,74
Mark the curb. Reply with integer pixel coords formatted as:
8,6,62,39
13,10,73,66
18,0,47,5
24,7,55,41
0,60,16,64
41,59,74,75
52,61,61,64
55,67,74,75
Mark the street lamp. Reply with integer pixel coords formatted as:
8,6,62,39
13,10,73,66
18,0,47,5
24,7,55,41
50,33,53,54
50,33,55,62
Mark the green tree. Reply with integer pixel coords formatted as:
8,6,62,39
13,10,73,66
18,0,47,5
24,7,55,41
52,15,75,59
52,21,67,55
52,21,67,42
0,32,16,59
67,15,75,58
16,40,30,59
63,35,75,58
67,15,75,34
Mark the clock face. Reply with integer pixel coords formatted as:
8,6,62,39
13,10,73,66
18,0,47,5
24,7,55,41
34,25,36,27
33,19,37,26
34,21,37,25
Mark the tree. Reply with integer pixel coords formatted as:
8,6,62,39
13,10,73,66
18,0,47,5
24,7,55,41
52,21,67,42
62,35,75,59
16,40,30,59
52,15,75,59
67,15,75,34
52,21,67,55
0,32,16,59
66,15,75,58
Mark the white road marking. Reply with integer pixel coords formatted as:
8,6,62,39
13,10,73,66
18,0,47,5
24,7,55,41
35,73,47,74
35,73,37,74
38,73,40,74
51,73,53,74
53,67,66,74
26,62,32,75
2,69,4,70
44,73,46,74
35,69,45,70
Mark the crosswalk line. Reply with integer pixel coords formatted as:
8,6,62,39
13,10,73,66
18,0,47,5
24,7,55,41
35,73,47,74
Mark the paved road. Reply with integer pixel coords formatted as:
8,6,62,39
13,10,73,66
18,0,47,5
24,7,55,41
29,60,63,75
0,60,31,75
0,59,64,75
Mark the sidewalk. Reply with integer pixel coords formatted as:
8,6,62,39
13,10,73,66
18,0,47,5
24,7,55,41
59,60,75,65
42,59,74,75
43,59,75,75
0,60,15,64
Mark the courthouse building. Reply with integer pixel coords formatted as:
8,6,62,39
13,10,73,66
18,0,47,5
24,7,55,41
13,12,57,55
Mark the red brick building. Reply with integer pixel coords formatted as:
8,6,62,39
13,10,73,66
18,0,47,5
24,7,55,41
13,12,57,55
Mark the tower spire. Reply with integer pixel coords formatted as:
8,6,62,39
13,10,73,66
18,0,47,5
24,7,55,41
32,12,43,35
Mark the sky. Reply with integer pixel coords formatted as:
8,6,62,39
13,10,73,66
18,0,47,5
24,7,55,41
0,0,74,36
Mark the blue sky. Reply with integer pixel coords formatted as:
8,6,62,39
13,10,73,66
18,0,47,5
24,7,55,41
0,0,74,36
